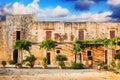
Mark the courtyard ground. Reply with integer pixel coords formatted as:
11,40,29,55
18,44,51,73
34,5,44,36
0,68,120,80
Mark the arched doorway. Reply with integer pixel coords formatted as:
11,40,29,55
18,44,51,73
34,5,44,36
13,50,18,63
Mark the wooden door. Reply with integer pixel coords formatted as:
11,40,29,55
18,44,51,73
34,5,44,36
46,31,52,39
105,50,107,64
112,49,115,59
13,50,18,63
47,53,51,65
79,30,84,40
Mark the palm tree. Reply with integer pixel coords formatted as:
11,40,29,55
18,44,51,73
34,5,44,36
40,39,57,51
13,39,32,63
39,39,57,60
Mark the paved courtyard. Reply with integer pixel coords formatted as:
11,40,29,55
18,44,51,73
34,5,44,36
0,68,120,80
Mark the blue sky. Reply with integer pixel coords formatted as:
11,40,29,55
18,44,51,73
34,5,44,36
0,0,120,22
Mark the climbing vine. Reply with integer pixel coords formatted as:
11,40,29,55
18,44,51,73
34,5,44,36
74,37,120,50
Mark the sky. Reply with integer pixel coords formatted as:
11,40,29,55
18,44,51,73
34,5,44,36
0,0,120,22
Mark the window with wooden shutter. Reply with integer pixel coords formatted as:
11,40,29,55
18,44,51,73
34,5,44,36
46,31,52,39
78,30,84,40
12,31,16,42
110,31,115,38
20,30,24,39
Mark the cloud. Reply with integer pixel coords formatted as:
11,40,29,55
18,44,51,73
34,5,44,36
62,0,106,11
52,6,69,17
0,3,13,20
74,0,94,11
107,0,120,21
0,0,41,20
13,0,40,14
0,0,69,20
107,0,120,6
65,11,113,22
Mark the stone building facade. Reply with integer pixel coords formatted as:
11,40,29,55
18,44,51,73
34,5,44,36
0,14,120,66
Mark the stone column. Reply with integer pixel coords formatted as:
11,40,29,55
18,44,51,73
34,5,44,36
107,47,113,65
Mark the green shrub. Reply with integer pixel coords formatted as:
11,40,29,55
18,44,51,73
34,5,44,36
88,56,93,60
8,60,16,65
59,61,65,67
42,57,47,65
102,64,108,70
25,55,36,62
1,60,6,65
71,62,84,69
114,51,120,59
116,62,120,70
16,63,22,66
108,60,115,70
96,61,104,66
110,60,116,67
56,55,67,61
26,62,33,67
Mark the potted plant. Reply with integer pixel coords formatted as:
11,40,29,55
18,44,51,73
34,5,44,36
8,60,16,65
42,57,47,69
58,61,65,69
88,56,93,67
97,61,104,70
1,60,7,68
24,55,36,68
56,55,67,69
16,63,22,69
26,62,33,69
114,51,120,65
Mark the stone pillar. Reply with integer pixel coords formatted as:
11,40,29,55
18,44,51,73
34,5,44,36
107,47,113,65
43,49,47,57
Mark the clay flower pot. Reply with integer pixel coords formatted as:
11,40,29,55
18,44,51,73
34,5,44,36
16,63,22,69
88,60,93,67
42,65,47,69
97,66,102,70
115,59,120,65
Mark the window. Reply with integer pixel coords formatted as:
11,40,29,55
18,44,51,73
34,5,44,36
110,30,115,38
78,30,84,40
87,51,92,56
118,41,120,45
16,31,20,40
116,50,120,53
56,49,60,54
46,31,52,39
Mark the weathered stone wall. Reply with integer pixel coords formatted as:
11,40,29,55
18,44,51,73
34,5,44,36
0,21,9,61
5,14,34,60
28,21,120,42
0,14,120,66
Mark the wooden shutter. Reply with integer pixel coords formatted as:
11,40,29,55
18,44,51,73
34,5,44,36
110,31,115,38
112,49,115,59
12,31,16,42
79,30,84,40
46,31,52,39
20,30,24,39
